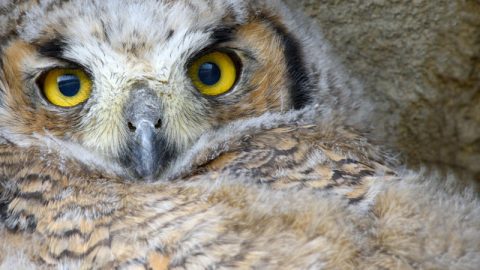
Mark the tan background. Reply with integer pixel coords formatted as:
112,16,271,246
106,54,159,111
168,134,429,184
286,0,480,178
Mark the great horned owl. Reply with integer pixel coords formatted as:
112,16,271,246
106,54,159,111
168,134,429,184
0,0,479,269
0,0,369,180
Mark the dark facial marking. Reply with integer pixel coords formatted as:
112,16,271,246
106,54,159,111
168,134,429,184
211,27,237,44
36,38,67,59
35,38,93,75
259,15,312,110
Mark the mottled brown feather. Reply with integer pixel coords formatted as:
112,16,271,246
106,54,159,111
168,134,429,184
0,123,396,269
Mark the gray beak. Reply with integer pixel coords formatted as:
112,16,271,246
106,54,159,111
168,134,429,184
132,120,158,178
122,87,174,180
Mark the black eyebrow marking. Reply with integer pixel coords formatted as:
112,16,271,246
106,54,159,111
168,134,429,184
35,38,91,73
36,38,68,59
211,26,237,44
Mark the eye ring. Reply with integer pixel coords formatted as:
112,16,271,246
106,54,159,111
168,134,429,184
188,51,238,96
41,68,92,107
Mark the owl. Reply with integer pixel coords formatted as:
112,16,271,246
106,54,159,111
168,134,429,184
0,0,479,269
0,0,370,181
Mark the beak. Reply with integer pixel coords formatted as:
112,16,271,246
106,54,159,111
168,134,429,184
122,87,173,180
131,119,159,178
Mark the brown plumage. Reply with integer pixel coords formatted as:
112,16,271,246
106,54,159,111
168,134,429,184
1,115,479,269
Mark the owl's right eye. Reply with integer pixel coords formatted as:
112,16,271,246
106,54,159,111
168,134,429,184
40,68,92,107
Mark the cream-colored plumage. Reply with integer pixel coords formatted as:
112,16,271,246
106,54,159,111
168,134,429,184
0,0,479,269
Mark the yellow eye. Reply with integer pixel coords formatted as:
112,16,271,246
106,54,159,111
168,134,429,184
42,68,92,107
188,51,237,96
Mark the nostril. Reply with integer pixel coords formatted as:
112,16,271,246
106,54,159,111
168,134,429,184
128,122,136,132
154,119,162,129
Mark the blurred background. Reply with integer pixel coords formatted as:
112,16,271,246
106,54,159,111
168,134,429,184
285,0,480,181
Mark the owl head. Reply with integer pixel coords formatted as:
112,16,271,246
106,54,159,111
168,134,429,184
0,0,368,179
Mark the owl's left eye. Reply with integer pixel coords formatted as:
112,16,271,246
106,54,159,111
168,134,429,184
40,68,92,107
188,51,238,96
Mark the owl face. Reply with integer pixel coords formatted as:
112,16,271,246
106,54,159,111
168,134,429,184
0,0,315,179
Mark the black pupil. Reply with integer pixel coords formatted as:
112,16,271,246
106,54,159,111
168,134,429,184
198,62,221,86
57,74,81,97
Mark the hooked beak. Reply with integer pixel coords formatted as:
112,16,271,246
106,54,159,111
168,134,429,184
122,87,174,180
131,120,159,178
